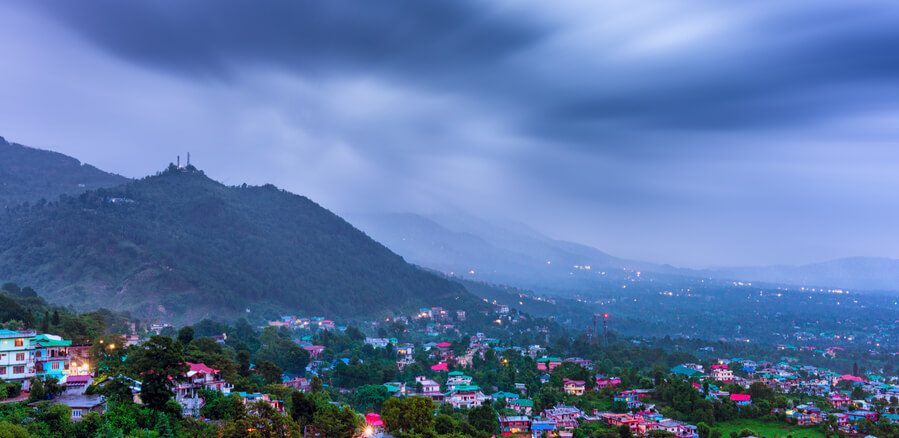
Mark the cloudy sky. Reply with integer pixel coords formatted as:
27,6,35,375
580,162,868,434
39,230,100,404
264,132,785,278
2,0,898,267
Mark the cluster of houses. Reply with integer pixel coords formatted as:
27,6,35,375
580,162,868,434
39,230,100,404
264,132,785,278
669,358,899,432
0,329,85,389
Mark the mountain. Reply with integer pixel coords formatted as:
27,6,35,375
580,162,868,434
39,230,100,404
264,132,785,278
0,136,129,207
707,257,899,293
348,212,899,296
346,212,691,293
0,165,482,323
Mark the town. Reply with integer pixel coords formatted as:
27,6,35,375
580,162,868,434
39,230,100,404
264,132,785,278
1,295,898,438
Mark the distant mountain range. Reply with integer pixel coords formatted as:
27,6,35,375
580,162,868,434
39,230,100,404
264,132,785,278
348,212,899,294
0,136,484,323
0,136,129,207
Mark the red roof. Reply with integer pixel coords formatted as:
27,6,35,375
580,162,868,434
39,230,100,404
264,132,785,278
430,363,449,371
365,413,383,427
840,375,866,382
730,394,751,402
66,375,91,385
436,342,452,348
710,364,728,369
187,362,219,374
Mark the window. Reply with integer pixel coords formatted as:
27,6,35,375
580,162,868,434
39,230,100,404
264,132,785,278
35,351,41,358
15,353,25,361
13,366,24,375
52,362,60,370
72,409,82,418
14,339,23,347
0,367,6,375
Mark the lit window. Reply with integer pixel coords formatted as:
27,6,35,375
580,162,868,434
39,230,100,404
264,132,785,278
14,339,23,347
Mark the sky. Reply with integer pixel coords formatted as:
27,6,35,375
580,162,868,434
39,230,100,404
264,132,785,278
1,0,898,268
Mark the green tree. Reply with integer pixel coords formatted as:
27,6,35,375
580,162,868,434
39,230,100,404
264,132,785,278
129,335,188,412
290,391,317,427
435,414,456,435
177,326,194,346
28,378,45,402
353,385,390,413
257,361,284,385
469,404,499,434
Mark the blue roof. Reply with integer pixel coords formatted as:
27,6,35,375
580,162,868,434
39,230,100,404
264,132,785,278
0,329,21,336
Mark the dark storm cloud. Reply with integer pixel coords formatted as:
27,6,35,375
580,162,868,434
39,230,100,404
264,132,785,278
27,0,899,136
4,1,899,267
28,0,545,80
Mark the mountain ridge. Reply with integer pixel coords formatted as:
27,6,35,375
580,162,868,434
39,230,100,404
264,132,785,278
0,164,484,323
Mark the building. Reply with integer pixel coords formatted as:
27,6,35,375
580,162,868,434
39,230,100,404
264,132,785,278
563,378,586,395
50,394,107,421
710,365,734,383
828,393,851,408
415,376,444,401
31,334,71,381
446,371,473,391
507,398,534,415
537,357,563,372
445,384,486,409
596,376,622,389
544,405,583,430
499,415,531,433
238,392,285,413
730,394,752,406
0,329,36,387
175,362,234,416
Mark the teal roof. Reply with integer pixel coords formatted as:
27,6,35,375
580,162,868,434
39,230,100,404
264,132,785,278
383,384,402,392
537,357,562,362
670,365,704,377
492,391,518,399
448,371,464,376
509,399,533,407
0,329,21,336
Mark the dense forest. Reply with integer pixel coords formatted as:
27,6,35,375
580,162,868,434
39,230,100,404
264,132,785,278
0,136,128,207
0,165,485,323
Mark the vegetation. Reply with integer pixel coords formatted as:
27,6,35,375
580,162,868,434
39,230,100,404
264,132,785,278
0,165,486,323
0,135,128,207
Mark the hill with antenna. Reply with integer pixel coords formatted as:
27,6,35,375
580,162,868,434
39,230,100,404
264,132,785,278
0,164,483,323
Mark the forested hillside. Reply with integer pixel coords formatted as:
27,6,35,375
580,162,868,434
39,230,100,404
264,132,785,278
0,136,128,207
0,165,482,323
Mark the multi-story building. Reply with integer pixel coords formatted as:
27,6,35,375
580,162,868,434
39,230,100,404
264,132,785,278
0,329,36,387
31,334,71,381
445,384,486,409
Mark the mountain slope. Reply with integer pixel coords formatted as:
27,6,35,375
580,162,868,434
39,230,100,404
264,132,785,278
0,136,129,206
0,166,480,322
347,212,690,292
708,257,899,293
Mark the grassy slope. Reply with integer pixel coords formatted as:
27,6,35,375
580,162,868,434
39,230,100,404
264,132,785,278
713,419,824,438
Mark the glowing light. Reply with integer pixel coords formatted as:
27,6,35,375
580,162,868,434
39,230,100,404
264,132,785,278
364,426,374,436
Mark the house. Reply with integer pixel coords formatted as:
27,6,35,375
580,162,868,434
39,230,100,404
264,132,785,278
63,375,92,394
615,390,647,408
531,421,556,438
31,334,71,381
670,365,704,378
492,391,519,401
563,378,586,396
828,393,851,408
655,419,699,438
537,357,563,372
507,398,533,415
415,376,443,401
445,384,486,409
730,394,752,406
446,371,473,391
844,410,878,422
596,376,622,389
710,365,733,383
364,338,390,348
565,357,593,369
0,329,36,387
544,405,583,430
383,382,406,397
284,376,310,392
499,415,531,433
238,392,284,413
303,345,325,359
50,394,107,421
175,362,234,416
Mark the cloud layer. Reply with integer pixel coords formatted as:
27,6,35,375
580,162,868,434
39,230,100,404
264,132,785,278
2,0,899,267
